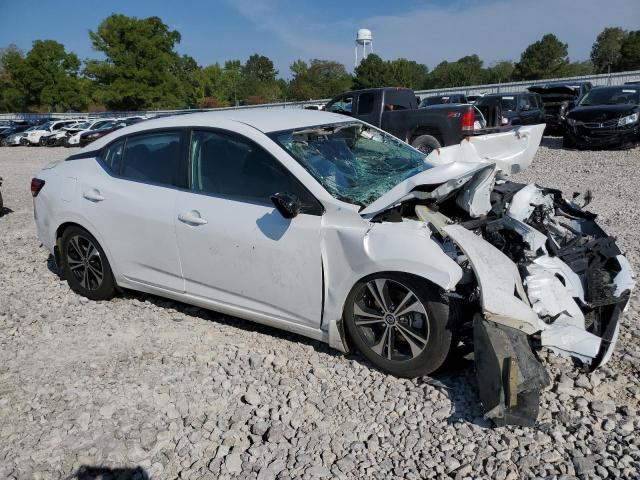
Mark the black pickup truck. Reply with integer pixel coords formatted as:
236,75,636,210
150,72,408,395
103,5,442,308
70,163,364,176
325,88,478,154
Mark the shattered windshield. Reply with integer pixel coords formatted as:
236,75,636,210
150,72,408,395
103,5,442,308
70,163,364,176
270,122,431,207
579,87,639,106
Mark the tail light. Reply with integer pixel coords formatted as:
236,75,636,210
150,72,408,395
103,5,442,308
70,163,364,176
31,178,45,197
461,107,475,134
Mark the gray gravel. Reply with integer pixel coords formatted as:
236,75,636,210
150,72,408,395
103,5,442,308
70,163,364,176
1,142,639,480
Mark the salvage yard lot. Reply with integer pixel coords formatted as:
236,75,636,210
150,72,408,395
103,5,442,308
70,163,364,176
0,141,639,479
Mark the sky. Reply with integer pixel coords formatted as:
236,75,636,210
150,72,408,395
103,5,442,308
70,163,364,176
1,0,639,77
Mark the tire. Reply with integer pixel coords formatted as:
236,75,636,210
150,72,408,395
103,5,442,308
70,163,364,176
0,189,3,211
411,135,441,156
60,226,116,301
344,272,454,378
0,138,7,147
562,134,576,149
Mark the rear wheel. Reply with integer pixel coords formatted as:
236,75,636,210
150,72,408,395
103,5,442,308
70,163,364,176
60,226,116,301
411,135,441,156
344,273,454,378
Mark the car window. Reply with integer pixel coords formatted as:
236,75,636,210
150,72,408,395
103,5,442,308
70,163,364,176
357,93,375,115
499,96,516,111
101,140,124,172
189,130,321,213
120,132,185,187
326,96,353,115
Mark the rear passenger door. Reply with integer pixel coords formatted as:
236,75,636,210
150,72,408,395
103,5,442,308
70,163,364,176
80,130,187,292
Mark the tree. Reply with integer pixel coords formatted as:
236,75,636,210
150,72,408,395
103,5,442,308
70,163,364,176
486,61,515,84
616,31,640,71
562,60,594,77
0,44,26,112
240,54,281,104
85,14,187,110
353,54,391,89
386,58,428,89
591,27,627,73
513,34,569,80
426,55,486,88
1,40,86,112
223,60,242,106
288,59,352,100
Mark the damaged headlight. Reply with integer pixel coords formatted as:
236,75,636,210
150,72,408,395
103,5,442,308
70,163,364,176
618,112,638,127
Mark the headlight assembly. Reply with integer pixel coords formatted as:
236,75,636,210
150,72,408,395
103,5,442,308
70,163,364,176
618,112,639,127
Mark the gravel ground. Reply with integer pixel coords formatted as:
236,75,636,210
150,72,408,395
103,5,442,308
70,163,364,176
0,141,639,480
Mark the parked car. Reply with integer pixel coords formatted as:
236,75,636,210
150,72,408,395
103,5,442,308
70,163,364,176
325,87,481,155
78,118,145,147
0,124,30,145
66,119,116,147
474,92,544,126
419,93,468,107
528,81,592,134
25,120,78,146
33,110,633,426
563,86,640,149
4,125,37,146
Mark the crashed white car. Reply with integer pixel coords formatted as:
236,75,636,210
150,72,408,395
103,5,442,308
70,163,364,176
32,110,634,425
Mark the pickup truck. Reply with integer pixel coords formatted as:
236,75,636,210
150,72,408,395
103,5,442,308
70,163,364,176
325,87,477,154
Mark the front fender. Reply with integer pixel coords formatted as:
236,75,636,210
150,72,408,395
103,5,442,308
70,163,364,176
321,215,463,351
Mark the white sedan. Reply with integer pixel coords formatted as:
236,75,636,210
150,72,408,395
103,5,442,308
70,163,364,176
33,110,633,425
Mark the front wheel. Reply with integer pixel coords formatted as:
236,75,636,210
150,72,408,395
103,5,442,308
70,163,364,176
60,226,116,301
344,273,454,378
411,135,441,156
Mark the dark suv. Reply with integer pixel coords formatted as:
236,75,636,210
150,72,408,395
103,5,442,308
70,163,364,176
528,81,592,134
474,92,544,126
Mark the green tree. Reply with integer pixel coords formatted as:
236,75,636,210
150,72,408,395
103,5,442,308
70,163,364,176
0,44,26,112
288,59,352,100
486,61,515,84
616,31,640,71
353,54,391,89
223,60,242,106
2,40,86,112
426,55,486,88
85,14,187,110
561,60,594,77
386,58,428,89
513,34,569,80
591,27,627,73
240,54,280,104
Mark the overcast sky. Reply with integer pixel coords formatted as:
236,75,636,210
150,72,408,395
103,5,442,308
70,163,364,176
1,0,638,76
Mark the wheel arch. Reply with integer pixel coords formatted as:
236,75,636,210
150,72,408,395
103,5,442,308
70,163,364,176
54,220,120,281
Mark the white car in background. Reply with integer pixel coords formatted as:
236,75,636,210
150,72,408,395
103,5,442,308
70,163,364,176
66,119,115,147
26,120,78,146
32,110,633,426
4,125,37,146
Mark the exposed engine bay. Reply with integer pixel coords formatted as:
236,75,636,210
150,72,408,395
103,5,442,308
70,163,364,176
363,125,635,426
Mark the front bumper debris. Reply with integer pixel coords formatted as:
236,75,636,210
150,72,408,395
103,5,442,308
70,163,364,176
473,316,550,427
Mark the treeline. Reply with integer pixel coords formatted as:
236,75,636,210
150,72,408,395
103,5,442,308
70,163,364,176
0,15,639,113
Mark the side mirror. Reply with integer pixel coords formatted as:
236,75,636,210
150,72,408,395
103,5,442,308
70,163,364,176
271,192,301,219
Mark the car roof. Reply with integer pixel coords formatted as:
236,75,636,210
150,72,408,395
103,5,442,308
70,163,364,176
117,109,354,134
481,92,529,98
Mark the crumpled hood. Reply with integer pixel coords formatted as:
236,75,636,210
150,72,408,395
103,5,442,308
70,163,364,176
360,124,545,216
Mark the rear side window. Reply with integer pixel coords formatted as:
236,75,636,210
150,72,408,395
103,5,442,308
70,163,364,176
120,132,185,187
357,93,375,115
102,140,124,172
190,130,321,214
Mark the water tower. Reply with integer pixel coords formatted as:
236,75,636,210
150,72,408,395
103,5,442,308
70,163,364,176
355,29,373,67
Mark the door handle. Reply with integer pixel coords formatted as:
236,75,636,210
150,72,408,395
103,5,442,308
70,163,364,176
178,210,208,225
83,189,104,202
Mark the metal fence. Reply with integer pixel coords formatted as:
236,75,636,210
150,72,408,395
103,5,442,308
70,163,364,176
1,70,639,122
